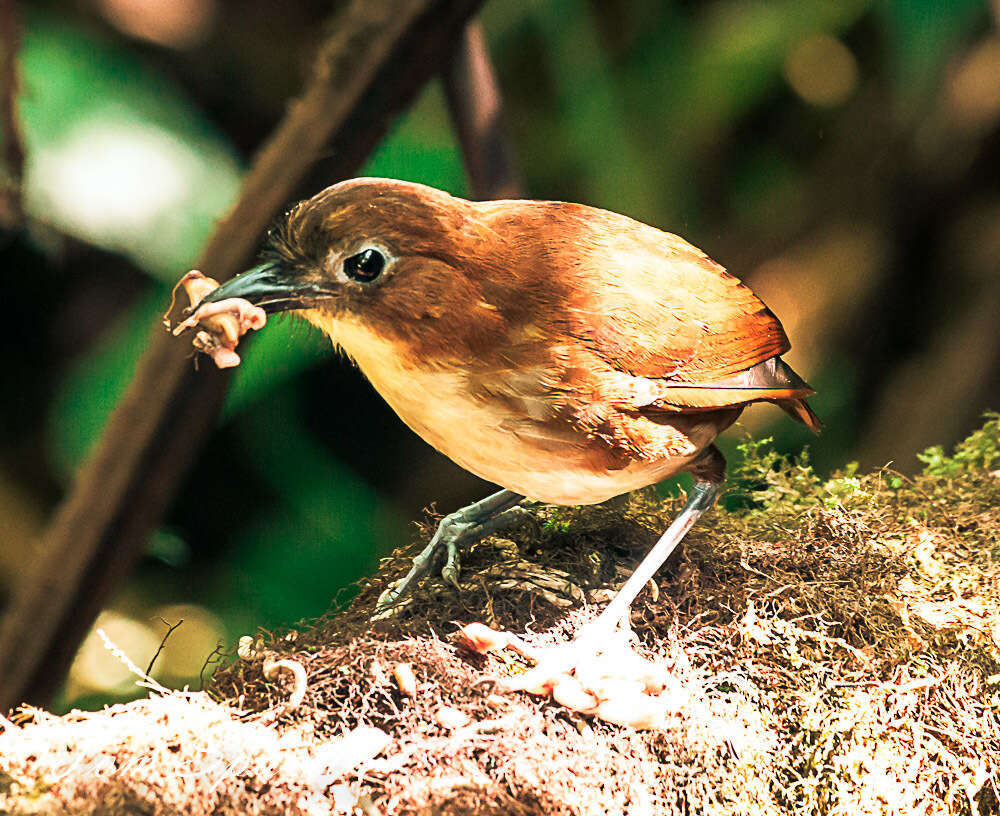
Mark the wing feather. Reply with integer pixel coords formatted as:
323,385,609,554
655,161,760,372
574,228,790,383
641,357,822,433
555,218,819,431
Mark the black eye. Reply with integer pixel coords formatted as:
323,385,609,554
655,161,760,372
343,248,385,282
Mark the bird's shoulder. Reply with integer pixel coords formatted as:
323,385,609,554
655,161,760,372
480,199,790,386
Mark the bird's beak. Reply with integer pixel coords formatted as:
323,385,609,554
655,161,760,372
196,261,323,315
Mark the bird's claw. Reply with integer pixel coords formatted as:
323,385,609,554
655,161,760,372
440,521,470,588
371,517,478,618
371,494,528,620
441,551,461,588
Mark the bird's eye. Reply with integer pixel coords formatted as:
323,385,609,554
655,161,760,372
343,248,385,282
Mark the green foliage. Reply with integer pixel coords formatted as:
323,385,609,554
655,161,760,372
727,439,881,515
917,412,1000,477
725,412,1000,519
48,288,165,477
491,0,868,225
726,435,823,511
212,392,402,630
878,0,986,108
821,462,864,507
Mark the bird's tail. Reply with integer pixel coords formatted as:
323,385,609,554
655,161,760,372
775,397,822,434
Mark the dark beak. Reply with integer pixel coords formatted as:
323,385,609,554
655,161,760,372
196,261,321,315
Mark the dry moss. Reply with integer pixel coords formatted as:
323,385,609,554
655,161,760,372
3,415,999,815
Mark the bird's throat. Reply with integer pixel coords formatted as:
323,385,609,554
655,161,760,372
302,308,415,375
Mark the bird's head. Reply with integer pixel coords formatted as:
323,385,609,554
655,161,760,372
198,177,514,364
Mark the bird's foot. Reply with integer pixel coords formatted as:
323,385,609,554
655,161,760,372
440,505,531,586
450,480,723,726
372,490,526,619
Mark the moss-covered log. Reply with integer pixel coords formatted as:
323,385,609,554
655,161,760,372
2,416,999,815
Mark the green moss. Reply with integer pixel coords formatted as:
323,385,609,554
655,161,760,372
918,411,1000,476
210,413,1000,815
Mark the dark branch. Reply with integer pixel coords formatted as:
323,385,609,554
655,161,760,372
0,0,24,226
442,21,523,200
0,0,485,712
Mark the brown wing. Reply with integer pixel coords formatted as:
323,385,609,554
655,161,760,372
567,221,819,431
575,228,789,383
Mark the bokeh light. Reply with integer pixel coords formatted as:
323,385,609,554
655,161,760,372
784,33,859,107
99,0,217,48
25,113,240,280
67,612,159,698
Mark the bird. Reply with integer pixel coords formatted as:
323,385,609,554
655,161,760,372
191,176,819,640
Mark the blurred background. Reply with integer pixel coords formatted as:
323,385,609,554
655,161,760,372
1,0,998,710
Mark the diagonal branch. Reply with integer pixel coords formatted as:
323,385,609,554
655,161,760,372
0,0,25,225
0,0,484,711
442,20,523,200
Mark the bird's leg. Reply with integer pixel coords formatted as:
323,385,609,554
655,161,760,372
576,478,720,647
577,445,724,646
374,488,526,617
508,447,724,687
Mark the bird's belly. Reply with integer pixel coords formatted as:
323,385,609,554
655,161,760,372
361,365,696,504
309,314,707,504
384,380,694,504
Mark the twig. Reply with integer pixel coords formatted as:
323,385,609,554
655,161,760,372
96,628,170,695
883,671,947,695
0,0,486,712
442,20,523,200
146,617,184,677
0,0,25,225
199,642,226,692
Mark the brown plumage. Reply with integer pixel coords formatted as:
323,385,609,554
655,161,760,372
184,176,823,625
251,178,818,503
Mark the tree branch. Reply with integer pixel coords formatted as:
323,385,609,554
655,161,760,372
0,0,484,711
442,20,523,200
0,0,24,226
